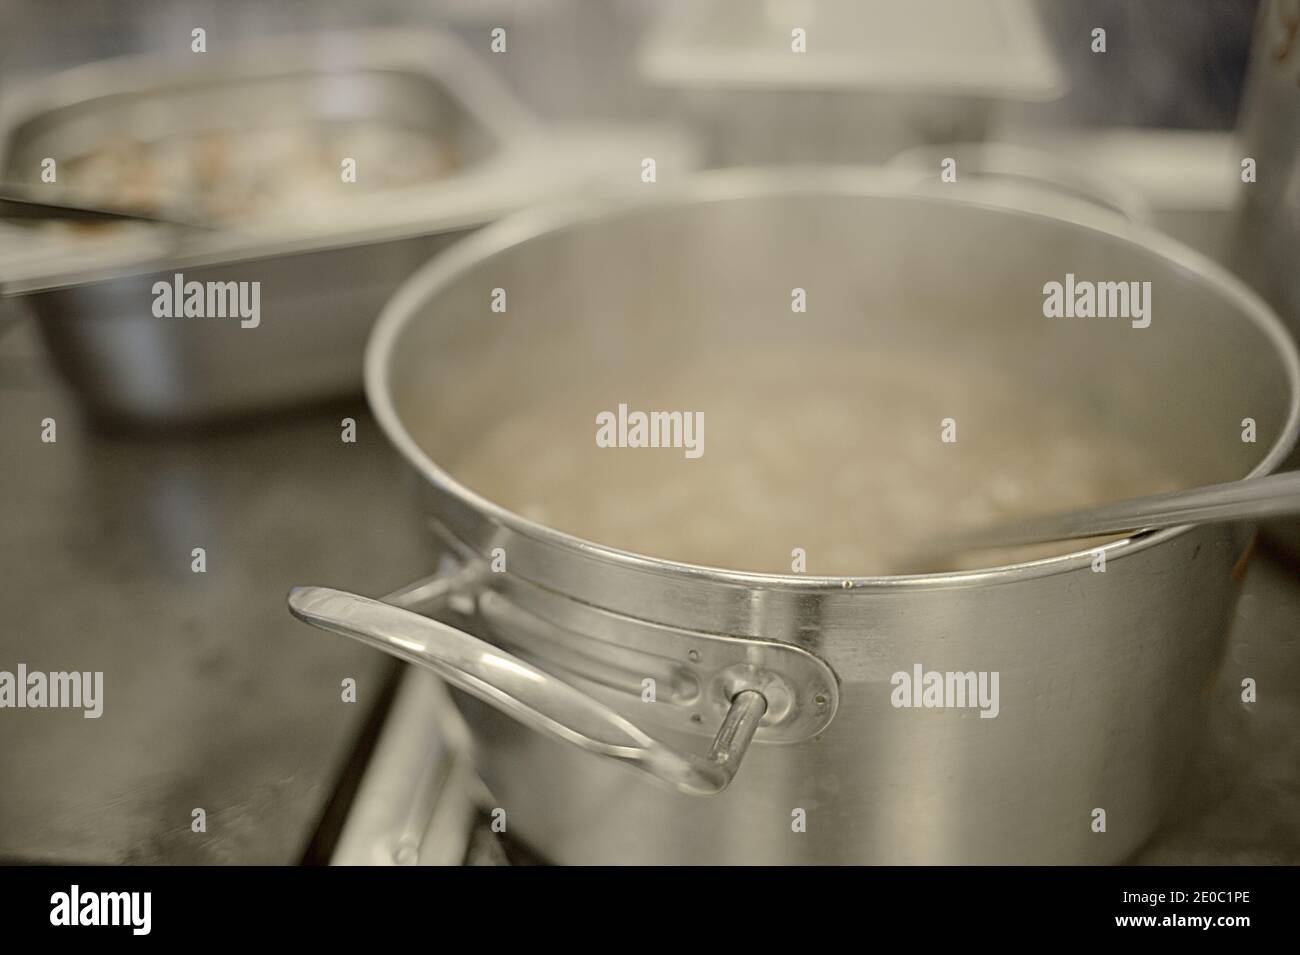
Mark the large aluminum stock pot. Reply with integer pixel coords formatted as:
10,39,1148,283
290,169,1300,864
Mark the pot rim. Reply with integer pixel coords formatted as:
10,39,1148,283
365,165,1300,593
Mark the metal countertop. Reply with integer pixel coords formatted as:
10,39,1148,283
0,314,429,863
1136,545,1300,863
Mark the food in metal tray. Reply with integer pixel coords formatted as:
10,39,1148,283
56,121,460,225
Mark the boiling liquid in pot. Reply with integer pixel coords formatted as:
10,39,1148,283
425,344,1181,575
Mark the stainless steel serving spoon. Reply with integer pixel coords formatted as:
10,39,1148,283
928,470,1300,558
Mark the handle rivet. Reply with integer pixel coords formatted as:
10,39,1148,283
688,649,701,663
814,693,828,706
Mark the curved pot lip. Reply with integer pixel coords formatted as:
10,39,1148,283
365,165,1300,594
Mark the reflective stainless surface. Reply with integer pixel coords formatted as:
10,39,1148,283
336,545,1300,865
0,30,542,423
0,317,423,863
331,667,488,867
288,569,835,795
343,169,1299,864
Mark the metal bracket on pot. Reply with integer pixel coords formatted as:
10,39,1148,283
286,561,839,796
474,573,839,744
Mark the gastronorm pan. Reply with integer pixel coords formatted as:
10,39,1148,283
0,30,552,424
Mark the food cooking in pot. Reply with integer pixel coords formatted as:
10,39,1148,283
425,343,1183,576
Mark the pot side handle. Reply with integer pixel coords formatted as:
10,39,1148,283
287,584,767,797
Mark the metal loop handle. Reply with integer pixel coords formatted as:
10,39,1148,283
287,584,768,796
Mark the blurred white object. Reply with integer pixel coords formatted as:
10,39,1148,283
639,0,1064,165
985,129,1240,261
887,141,1154,226
641,0,1063,94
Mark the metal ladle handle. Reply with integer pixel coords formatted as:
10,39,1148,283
936,469,1300,555
287,584,768,797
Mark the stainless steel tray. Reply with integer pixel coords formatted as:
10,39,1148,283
0,30,548,424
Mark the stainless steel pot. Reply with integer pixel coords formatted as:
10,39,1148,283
290,169,1300,864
